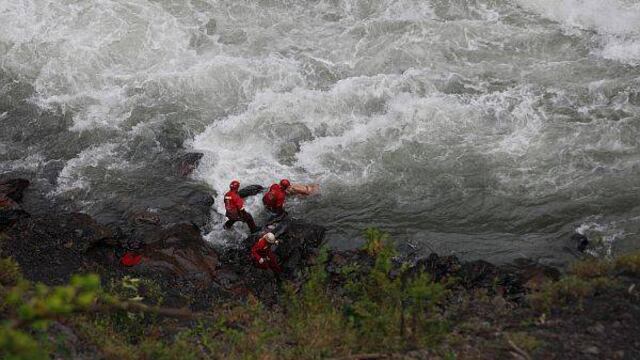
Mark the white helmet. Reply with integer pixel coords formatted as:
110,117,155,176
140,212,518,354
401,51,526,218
265,232,276,243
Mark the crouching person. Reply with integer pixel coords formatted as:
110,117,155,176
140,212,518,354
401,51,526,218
251,232,282,273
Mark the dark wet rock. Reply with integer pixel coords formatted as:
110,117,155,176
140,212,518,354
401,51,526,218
238,184,265,198
132,223,219,283
131,185,214,229
0,178,30,202
0,208,30,231
177,152,204,176
324,250,560,303
218,29,247,45
0,179,35,229
185,189,215,208
500,258,561,294
178,188,215,228
573,233,589,252
273,218,326,273
205,18,217,35
0,179,30,230
64,213,115,252
412,253,463,281
127,208,161,226
4,212,115,285
216,218,327,303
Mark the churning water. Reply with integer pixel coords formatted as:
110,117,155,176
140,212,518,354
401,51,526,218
2,0,640,265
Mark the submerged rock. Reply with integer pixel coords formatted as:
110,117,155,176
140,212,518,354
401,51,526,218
177,152,204,177
205,18,217,35
572,233,590,252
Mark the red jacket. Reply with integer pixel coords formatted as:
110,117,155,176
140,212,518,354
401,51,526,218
262,184,286,210
251,236,274,263
224,190,244,218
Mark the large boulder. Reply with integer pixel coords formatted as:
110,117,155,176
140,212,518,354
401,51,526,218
237,218,326,275
273,218,327,273
0,178,30,202
132,223,219,284
216,218,327,303
0,178,31,230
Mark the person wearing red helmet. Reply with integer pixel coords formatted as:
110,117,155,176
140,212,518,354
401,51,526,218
251,232,282,273
223,180,258,232
262,179,290,219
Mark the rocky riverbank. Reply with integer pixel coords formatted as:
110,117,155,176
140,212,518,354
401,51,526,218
1,175,639,359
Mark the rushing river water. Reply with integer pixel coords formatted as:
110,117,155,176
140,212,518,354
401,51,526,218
2,0,640,265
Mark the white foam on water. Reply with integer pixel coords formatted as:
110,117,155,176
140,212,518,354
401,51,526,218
2,0,639,260
52,143,119,196
0,154,46,174
516,0,640,65
576,220,626,258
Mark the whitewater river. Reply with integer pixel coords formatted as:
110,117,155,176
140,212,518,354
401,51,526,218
2,0,640,265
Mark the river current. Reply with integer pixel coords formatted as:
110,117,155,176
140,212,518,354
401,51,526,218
2,0,640,265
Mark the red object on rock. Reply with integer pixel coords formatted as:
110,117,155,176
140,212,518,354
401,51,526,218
120,252,143,267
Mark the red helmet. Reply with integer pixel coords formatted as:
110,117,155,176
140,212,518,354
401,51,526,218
279,179,291,189
230,180,240,190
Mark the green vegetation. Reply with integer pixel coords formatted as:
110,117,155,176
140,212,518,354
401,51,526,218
506,332,542,354
569,258,613,279
615,252,640,275
1,229,639,359
529,256,620,314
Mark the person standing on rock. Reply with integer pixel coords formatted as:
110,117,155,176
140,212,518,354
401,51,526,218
251,232,282,273
224,180,258,233
262,179,290,219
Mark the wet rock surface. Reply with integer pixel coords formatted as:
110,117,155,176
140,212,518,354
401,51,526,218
0,179,31,230
0,178,328,308
0,176,563,309
177,152,204,177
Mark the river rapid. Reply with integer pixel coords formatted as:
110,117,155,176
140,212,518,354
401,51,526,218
2,0,640,265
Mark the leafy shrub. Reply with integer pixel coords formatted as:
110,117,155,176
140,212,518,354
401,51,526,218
345,231,448,350
615,251,640,275
506,332,542,353
569,258,613,279
363,228,390,257
528,276,613,313
0,274,101,360
0,257,21,287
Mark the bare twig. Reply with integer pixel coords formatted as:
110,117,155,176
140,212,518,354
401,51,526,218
330,353,388,360
507,338,531,360
10,300,213,330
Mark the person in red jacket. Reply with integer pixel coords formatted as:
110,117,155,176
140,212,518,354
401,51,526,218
223,180,258,233
251,232,282,273
262,179,290,218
